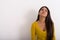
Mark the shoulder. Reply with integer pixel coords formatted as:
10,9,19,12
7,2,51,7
31,21,36,29
31,21,37,25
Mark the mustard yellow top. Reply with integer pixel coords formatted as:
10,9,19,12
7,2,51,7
31,21,56,40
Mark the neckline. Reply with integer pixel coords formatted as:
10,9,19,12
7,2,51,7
35,21,46,33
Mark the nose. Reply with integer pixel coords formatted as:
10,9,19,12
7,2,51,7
43,10,46,12
42,10,45,13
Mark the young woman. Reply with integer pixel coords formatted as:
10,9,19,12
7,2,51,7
31,6,56,40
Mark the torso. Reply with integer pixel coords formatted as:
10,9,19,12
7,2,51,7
37,21,46,31
34,21,47,40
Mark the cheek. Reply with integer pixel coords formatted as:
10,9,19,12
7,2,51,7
45,12,48,16
39,11,42,15
39,12,41,16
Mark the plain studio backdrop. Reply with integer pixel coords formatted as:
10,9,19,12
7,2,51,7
0,0,60,40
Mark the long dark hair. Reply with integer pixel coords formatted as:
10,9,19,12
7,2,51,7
36,6,54,40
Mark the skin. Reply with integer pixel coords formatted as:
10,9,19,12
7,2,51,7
37,7,48,31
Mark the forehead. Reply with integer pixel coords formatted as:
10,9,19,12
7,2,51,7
41,7,48,10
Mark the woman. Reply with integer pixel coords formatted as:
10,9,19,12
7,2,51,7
31,6,56,40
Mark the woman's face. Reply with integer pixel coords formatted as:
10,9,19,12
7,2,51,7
39,7,48,18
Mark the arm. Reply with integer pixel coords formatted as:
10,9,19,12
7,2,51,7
31,23,36,40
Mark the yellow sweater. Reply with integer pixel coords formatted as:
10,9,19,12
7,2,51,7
31,21,56,40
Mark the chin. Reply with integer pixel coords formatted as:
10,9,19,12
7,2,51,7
42,15,47,18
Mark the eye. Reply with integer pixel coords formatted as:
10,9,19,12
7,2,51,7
41,8,44,11
45,9,48,12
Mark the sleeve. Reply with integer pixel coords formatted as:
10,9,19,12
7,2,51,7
31,23,36,40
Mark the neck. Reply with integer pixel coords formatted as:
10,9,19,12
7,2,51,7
39,16,45,23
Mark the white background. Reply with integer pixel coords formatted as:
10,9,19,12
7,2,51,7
0,0,60,40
